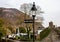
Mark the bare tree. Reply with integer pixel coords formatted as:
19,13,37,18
20,3,44,23
20,3,44,39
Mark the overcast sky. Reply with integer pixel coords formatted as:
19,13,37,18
0,0,60,27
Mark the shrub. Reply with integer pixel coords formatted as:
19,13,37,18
20,35,32,41
40,28,51,40
19,27,26,33
15,36,20,40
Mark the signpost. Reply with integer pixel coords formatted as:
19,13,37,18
24,19,33,23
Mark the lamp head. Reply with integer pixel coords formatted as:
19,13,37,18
31,2,37,11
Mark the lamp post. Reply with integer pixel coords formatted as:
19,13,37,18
24,2,37,41
30,2,37,42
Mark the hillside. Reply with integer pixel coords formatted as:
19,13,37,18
0,7,43,34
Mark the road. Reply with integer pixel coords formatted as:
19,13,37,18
2,38,60,42
10,40,60,42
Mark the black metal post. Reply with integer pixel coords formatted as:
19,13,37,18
32,15,36,42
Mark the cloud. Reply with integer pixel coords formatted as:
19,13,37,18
0,0,20,8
